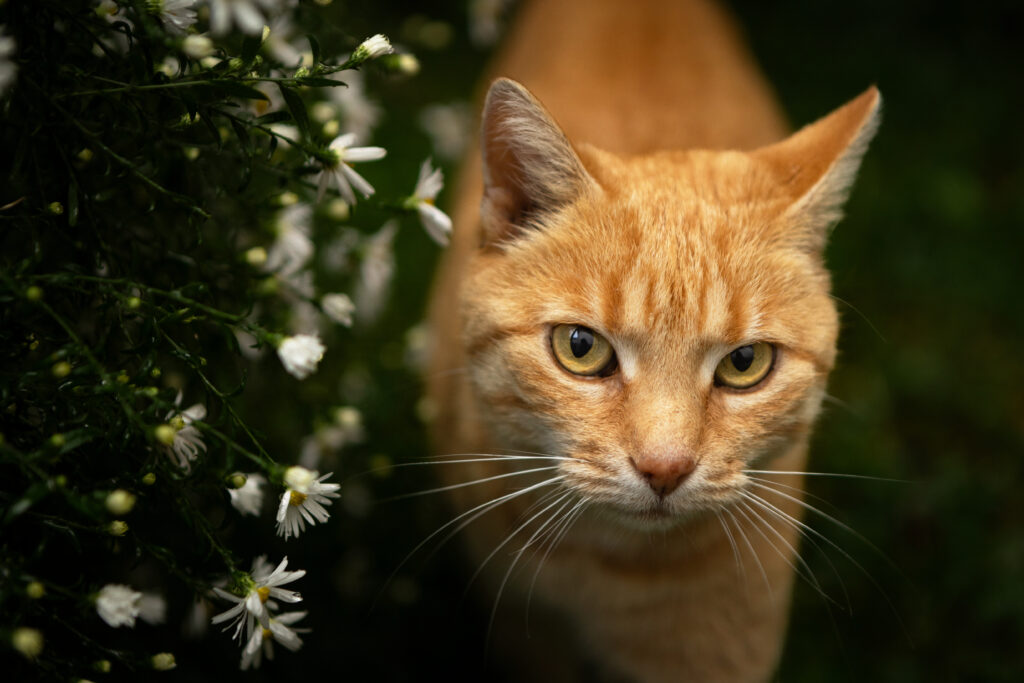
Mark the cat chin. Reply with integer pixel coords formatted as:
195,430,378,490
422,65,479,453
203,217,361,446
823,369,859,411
591,497,714,533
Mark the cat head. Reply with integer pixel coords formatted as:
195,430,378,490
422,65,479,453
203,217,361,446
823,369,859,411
461,78,880,525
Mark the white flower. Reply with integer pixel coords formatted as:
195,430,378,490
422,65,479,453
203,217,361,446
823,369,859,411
0,33,17,97
321,293,355,327
316,133,386,204
275,466,340,539
160,395,207,470
240,610,307,670
351,34,393,63
229,473,266,516
182,34,214,59
264,204,312,277
96,584,142,628
409,159,452,246
151,0,197,34
210,556,305,642
206,0,282,36
276,334,324,379
355,220,398,325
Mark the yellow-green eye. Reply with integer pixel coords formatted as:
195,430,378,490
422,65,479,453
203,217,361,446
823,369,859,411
551,324,616,377
714,342,775,389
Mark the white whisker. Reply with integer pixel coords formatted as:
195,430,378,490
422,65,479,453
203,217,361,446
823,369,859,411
722,504,772,601
387,465,561,501
744,469,909,484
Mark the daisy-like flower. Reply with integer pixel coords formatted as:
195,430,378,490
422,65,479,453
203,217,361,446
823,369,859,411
210,556,305,642
96,584,142,628
207,0,283,36
316,133,386,204
149,0,197,34
229,472,266,516
0,32,17,97
350,34,393,64
406,159,452,246
321,293,355,327
159,395,207,470
240,610,307,670
275,466,340,540
276,334,324,380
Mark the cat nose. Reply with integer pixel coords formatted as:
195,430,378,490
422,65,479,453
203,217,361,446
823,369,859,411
630,452,697,498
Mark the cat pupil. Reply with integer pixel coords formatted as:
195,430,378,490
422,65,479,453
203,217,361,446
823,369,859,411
570,327,594,358
730,345,755,372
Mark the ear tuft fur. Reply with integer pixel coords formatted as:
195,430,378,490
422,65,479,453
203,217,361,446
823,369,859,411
480,78,596,246
755,86,882,245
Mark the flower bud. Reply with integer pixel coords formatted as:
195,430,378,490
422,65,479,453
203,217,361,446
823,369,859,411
154,424,176,446
108,520,129,536
12,627,44,660
228,472,247,489
105,489,137,515
182,35,213,59
51,361,72,378
244,247,267,267
152,653,176,671
141,472,157,486
26,581,46,599
25,286,43,301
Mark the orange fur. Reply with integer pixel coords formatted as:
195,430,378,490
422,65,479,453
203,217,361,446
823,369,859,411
426,0,880,680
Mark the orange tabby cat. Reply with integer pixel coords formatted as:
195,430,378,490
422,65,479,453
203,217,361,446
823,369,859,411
426,0,880,680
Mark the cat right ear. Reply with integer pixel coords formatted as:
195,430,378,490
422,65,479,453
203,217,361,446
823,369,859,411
479,78,596,247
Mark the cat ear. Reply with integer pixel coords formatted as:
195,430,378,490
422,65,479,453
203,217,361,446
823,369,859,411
754,86,882,245
480,78,597,246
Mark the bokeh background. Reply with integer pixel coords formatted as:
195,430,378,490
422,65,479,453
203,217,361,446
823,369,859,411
9,0,1020,680
218,0,1024,680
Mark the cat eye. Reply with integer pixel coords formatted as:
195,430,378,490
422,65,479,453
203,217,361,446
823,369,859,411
551,324,617,377
714,342,775,389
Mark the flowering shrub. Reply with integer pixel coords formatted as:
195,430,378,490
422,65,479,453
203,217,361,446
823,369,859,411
0,0,456,678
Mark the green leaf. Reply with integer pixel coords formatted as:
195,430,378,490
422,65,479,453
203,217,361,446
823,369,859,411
297,77,346,88
257,110,292,125
278,85,309,136
230,118,253,156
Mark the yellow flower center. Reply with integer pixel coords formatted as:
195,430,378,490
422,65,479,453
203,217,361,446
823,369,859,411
257,587,271,603
262,627,273,639
424,198,435,206
170,415,186,431
289,490,307,506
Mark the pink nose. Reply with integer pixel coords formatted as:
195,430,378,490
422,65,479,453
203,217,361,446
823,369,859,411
631,452,697,497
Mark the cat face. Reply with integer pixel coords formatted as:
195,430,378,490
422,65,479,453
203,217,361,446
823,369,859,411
460,79,879,526
461,154,836,523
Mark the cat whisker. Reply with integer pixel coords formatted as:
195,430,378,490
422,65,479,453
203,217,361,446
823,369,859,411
721,504,773,603
384,465,562,501
744,469,910,484
715,510,748,598
486,492,582,646
734,499,842,609
383,476,566,601
525,497,589,635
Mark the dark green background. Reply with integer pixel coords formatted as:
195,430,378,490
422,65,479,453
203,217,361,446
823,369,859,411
130,0,1024,680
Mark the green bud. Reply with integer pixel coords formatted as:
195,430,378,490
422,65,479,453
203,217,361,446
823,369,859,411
150,368,161,379
77,148,94,163
54,475,68,488
228,473,248,489
48,201,64,215
11,627,44,660
49,433,65,448
126,296,142,309
25,286,43,302
93,659,112,673
141,472,157,486
52,361,72,379
151,652,176,671
26,581,46,599
105,489,137,515
108,520,129,536
245,247,267,267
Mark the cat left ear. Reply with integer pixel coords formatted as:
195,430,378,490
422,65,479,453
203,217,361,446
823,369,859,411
479,78,597,247
754,86,882,244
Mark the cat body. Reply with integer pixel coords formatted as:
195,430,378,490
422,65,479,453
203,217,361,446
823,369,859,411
426,0,880,680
